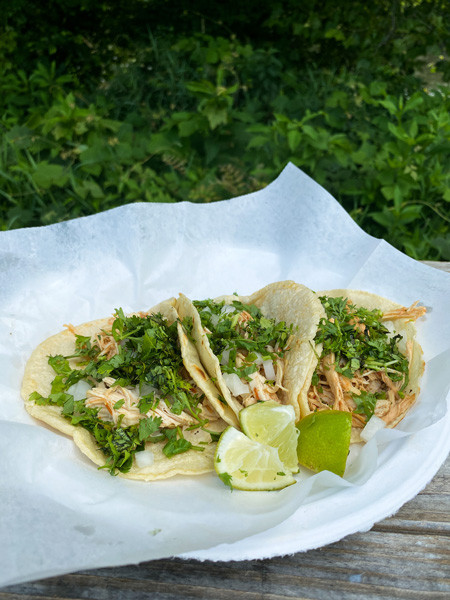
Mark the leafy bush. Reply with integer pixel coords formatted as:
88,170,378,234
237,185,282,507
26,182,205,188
1,1,449,259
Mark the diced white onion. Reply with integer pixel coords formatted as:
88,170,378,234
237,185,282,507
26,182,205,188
223,373,250,397
263,359,276,380
210,313,219,327
134,449,155,468
251,352,264,366
360,415,387,442
68,380,92,401
221,348,230,366
221,304,236,315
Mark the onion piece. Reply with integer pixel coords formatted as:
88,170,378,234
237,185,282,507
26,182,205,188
134,449,155,468
250,352,264,366
68,380,92,401
360,415,387,442
221,348,230,366
223,373,250,397
221,305,236,315
210,313,219,327
263,359,276,381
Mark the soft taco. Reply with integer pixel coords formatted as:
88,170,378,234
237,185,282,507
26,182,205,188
177,281,326,424
22,298,228,480
303,290,426,442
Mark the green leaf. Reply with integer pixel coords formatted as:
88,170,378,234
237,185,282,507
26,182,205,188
443,188,450,203
48,355,72,376
247,135,269,149
185,81,216,96
163,434,192,458
287,130,302,152
138,416,162,442
409,119,418,139
379,98,398,115
32,163,69,189
203,105,228,130
218,472,233,490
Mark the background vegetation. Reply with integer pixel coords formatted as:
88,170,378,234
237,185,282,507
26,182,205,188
1,0,450,259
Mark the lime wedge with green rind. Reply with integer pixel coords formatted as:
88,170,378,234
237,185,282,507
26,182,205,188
296,410,352,477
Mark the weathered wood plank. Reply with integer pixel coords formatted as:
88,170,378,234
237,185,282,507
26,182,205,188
3,529,449,600
421,261,450,273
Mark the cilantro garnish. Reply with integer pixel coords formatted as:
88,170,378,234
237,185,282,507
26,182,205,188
314,296,409,386
352,391,386,420
31,309,212,475
193,299,294,379
139,416,162,442
162,427,193,458
218,472,233,490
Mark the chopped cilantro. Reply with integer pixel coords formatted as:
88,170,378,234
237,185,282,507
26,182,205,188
139,416,162,442
218,472,233,490
138,392,158,414
48,355,72,376
353,391,385,420
162,428,192,458
314,296,409,388
192,298,294,380
62,395,74,415
32,309,214,475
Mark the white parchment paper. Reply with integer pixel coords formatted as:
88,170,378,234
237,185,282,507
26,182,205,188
1,163,449,585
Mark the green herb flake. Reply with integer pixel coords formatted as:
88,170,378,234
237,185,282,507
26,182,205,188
139,416,162,442
352,391,380,420
218,472,233,490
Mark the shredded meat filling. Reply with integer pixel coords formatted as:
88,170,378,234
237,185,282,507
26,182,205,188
307,300,425,431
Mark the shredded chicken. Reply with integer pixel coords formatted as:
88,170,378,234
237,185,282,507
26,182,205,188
273,358,288,393
85,380,141,427
307,360,413,432
64,323,78,335
248,371,280,403
322,353,348,412
238,310,253,324
305,297,425,434
381,394,416,426
90,329,119,360
381,301,426,322
85,377,198,429
152,400,196,428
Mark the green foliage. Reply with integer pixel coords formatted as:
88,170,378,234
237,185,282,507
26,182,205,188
1,1,450,258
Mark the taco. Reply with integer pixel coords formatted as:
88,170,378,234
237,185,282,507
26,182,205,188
177,281,326,424
303,290,426,442
22,298,228,480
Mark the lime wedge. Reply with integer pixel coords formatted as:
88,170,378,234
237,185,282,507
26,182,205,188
296,410,352,476
239,401,299,473
214,427,296,491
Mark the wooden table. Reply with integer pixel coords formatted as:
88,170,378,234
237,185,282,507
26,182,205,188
2,263,450,600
